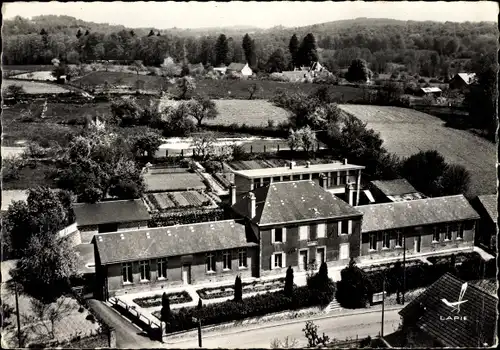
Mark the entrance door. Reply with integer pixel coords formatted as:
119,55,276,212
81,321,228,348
299,250,308,271
414,236,421,253
182,264,191,284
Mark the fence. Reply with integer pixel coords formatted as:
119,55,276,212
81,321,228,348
109,297,161,338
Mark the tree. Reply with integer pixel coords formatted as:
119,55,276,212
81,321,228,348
131,60,146,75
401,150,447,197
289,34,300,69
11,233,80,303
189,95,218,126
302,321,330,348
5,84,25,99
161,102,196,137
40,28,47,36
174,76,196,100
234,275,242,302
299,126,317,154
191,133,217,161
242,33,256,67
270,336,299,349
76,29,82,39
129,129,162,159
297,33,318,67
346,58,372,82
389,260,404,304
247,83,262,100
267,49,287,73
440,164,470,196
161,292,171,332
110,98,142,127
27,298,75,340
52,63,68,82
288,129,303,152
284,266,294,297
336,258,372,309
215,34,229,67
148,29,155,37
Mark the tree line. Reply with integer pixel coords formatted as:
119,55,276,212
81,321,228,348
3,15,497,77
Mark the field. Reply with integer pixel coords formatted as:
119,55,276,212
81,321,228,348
10,71,57,81
2,79,71,94
338,104,496,197
210,99,290,127
71,71,168,92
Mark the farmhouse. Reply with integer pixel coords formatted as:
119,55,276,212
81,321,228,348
470,194,497,254
232,160,365,205
93,220,259,298
231,181,363,276
226,62,253,76
355,195,479,262
395,273,497,348
73,199,150,243
369,178,426,203
449,73,477,91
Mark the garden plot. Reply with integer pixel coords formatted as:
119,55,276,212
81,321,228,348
197,278,286,300
146,191,212,212
133,291,192,308
338,104,496,198
2,79,71,94
143,172,206,192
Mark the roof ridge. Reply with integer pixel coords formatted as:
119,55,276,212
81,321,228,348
356,194,466,208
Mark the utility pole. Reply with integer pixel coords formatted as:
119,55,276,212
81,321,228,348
381,277,386,337
402,234,406,305
193,317,202,348
14,282,22,348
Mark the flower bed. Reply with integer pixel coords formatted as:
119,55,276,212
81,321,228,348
197,278,286,300
133,291,192,308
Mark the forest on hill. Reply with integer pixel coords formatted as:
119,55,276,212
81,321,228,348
3,15,497,78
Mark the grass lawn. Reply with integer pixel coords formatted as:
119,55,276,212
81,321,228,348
210,99,290,127
2,160,59,190
143,172,206,192
338,104,496,198
2,79,72,94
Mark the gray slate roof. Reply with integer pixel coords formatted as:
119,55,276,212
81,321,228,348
73,199,151,226
370,178,418,196
227,62,247,71
94,220,255,264
233,180,362,226
476,194,497,224
399,273,497,348
356,195,480,232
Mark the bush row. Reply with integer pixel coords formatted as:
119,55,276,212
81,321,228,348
158,284,333,333
148,208,225,227
202,123,289,138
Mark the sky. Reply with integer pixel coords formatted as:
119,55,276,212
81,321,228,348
2,1,498,29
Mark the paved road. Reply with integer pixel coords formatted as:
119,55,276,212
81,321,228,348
162,309,402,349
87,299,156,348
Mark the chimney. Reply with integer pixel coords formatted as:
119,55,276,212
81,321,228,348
289,161,296,169
248,192,256,218
230,184,236,206
344,158,348,165
306,161,311,168
320,174,328,189
345,182,355,206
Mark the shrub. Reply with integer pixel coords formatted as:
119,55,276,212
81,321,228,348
234,276,243,302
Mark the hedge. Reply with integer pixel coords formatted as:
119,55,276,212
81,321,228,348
156,282,334,333
148,208,224,227
133,291,192,308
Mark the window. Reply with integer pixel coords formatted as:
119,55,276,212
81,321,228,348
396,231,403,247
339,243,350,260
273,253,284,268
222,251,231,270
433,228,440,243
299,225,309,241
317,223,326,238
122,262,133,284
445,226,452,241
139,260,150,281
272,228,286,243
382,232,390,249
457,224,464,239
369,233,377,250
339,171,346,185
157,258,167,279
339,220,351,235
206,253,216,273
238,249,247,268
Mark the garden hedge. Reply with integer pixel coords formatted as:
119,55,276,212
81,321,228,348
158,282,334,333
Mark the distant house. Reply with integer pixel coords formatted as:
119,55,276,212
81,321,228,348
226,62,253,76
231,181,363,275
213,66,227,75
417,87,442,97
73,199,151,243
470,194,497,254
369,179,426,203
356,195,480,261
449,73,477,91
93,220,258,298
394,273,497,348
